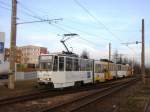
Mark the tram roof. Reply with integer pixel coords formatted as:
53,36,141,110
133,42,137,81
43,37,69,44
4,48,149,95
41,52,78,57
40,52,94,61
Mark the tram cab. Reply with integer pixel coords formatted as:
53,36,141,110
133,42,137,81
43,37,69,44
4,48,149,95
116,64,129,78
37,52,93,88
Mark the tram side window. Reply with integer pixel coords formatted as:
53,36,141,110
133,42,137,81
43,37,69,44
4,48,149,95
95,64,101,73
101,64,104,72
80,59,86,71
103,65,107,72
73,59,79,71
41,63,46,69
40,62,52,70
109,65,112,71
123,66,125,71
124,66,126,71
53,56,58,71
111,65,113,71
122,66,124,71
86,61,90,71
113,65,115,71
118,65,121,71
66,58,72,71
90,61,93,71
59,57,64,71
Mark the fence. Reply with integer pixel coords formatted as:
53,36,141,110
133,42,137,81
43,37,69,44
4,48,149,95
15,72,37,81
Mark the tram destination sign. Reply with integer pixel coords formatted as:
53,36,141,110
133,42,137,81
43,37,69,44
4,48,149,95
40,55,52,61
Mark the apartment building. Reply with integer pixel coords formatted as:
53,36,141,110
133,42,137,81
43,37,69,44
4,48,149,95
4,48,22,63
18,45,48,66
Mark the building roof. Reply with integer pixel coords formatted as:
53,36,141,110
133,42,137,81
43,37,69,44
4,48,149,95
18,45,47,49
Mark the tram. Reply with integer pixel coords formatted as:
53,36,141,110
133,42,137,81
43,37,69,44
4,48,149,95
37,52,132,88
37,52,93,88
37,33,132,88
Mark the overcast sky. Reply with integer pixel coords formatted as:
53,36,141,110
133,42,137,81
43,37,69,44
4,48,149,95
0,0,150,66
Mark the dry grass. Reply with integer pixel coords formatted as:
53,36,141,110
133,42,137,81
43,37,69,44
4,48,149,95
120,79,150,112
0,79,39,99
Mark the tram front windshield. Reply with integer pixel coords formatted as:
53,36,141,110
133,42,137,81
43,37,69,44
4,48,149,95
39,55,53,71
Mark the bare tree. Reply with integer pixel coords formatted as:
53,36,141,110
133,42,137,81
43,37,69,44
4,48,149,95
112,50,119,63
112,50,128,64
123,57,128,64
80,50,90,59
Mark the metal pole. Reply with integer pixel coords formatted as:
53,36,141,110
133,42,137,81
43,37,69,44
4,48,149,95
8,0,17,89
141,18,145,84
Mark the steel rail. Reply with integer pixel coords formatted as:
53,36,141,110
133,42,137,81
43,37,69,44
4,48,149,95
0,78,136,107
39,78,138,112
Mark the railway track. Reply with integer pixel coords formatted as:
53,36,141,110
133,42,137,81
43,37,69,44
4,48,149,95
144,97,150,112
0,78,136,107
39,78,138,112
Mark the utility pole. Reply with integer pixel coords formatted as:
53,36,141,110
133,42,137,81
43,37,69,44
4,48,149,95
132,56,134,75
141,18,145,84
8,0,17,89
108,43,111,71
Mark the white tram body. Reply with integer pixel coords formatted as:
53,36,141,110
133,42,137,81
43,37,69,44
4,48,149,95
37,53,93,88
116,64,129,78
37,53,132,88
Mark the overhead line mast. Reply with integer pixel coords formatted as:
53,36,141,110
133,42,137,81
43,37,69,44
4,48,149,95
141,19,145,84
121,19,145,84
8,0,17,89
8,0,63,89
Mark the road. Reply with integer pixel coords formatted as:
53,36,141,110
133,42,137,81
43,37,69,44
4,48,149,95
0,79,8,86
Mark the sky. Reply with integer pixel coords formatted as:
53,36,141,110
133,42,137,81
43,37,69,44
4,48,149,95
0,0,150,66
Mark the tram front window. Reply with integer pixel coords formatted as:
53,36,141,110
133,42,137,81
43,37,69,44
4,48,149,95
39,55,53,71
40,62,53,71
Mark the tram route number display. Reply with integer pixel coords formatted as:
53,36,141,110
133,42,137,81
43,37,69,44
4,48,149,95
0,42,4,53
40,55,52,61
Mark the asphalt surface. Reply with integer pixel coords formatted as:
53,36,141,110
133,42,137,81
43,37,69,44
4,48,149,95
0,79,8,86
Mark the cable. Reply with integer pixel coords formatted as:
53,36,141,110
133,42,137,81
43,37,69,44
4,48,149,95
58,23,111,41
0,1,11,12
73,0,136,54
52,24,71,33
18,0,136,43
0,1,11,7
17,1,43,20
16,1,135,59
52,24,105,47
0,5,11,11
73,0,117,38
